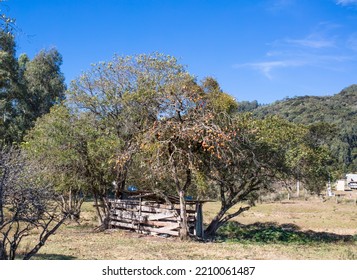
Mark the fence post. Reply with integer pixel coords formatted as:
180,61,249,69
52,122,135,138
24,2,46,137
195,202,204,239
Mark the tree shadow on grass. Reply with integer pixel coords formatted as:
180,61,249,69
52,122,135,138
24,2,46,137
217,222,356,244
28,253,77,260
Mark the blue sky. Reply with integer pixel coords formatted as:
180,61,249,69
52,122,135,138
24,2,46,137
5,0,357,104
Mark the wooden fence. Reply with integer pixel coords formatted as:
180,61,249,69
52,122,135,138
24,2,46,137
108,198,204,237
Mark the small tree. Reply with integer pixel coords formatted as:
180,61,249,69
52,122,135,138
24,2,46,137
139,80,199,239
199,115,331,238
0,146,69,260
140,77,237,239
24,105,120,225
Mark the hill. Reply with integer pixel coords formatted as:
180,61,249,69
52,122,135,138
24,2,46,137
245,85,357,176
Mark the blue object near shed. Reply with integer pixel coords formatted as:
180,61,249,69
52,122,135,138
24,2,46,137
127,185,138,192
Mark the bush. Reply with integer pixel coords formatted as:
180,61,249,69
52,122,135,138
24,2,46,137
217,222,354,244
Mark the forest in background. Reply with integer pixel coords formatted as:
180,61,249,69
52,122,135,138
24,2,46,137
239,85,357,178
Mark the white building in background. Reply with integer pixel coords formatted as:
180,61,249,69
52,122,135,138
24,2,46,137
346,174,357,189
336,180,346,191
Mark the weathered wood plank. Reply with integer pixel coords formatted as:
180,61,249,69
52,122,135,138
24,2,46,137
109,221,179,236
146,212,177,221
109,200,178,210
109,200,140,205
111,203,180,214
111,216,181,224
111,212,179,222
144,226,179,236
111,210,146,222
110,212,181,224
108,198,203,237
110,221,136,228
143,220,180,228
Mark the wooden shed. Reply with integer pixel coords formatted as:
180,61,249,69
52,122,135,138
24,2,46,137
108,191,207,238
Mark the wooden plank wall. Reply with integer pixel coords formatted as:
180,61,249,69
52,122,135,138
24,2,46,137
109,199,198,237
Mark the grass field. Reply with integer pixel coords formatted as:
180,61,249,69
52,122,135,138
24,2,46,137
22,196,357,260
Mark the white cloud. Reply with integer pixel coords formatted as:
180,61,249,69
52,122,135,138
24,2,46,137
286,38,335,48
234,60,306,79
284,23,338,49
234,22,356,79
336,0,357,5
235,53,352,79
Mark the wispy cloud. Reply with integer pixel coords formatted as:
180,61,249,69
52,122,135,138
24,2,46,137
284,22,338,49
235,22,355,79
234,60,305,79
235,54,351,79
336,0,357,6
286,37,335,48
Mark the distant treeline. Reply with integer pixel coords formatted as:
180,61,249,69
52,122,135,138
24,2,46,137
239,85,357,178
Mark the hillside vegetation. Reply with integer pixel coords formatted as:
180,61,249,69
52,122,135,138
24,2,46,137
247,85,357,177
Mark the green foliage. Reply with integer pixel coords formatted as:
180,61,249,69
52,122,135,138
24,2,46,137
237,100,259,113
0,29,19,143
252,85,357,176
218,222,355,244
23,105,119,196
22,49,66,117
0,13,66,144
191,169,217,199
68,53,189,125
202,77,238,115
24,103,125,223
67,53,195,198
201,113,331,236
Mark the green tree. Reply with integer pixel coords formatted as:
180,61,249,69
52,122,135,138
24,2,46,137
68,53,192,199
140,77,239,239
0,28,19,143
26,53,194,230
140,78,206,239
24,105,120,225
199,115,331,238
0,3,66,144
15,49,66,141
0,46,66,143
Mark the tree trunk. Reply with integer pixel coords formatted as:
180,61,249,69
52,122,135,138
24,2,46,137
0,195,3,226
93,193,104,226
0,241,8,260
0,170,6,225
115,169,127,199
61,189,83,221
204,207,226,238
92,194,110,231
204,203,250,239
23,215,68,260
204,184,229,238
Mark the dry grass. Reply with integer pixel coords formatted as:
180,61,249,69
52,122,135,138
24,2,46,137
204,197,357,235
22,196,357,260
